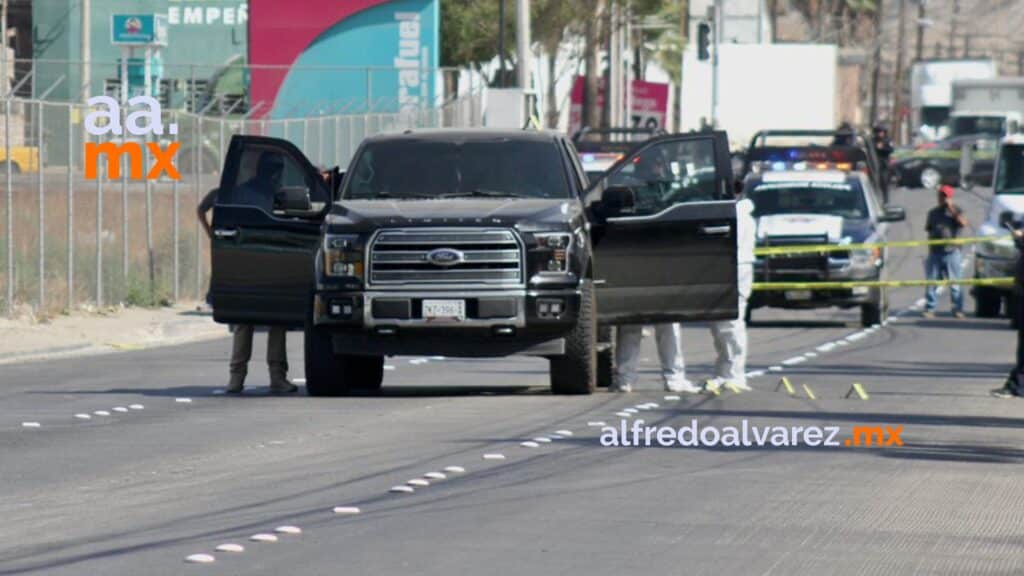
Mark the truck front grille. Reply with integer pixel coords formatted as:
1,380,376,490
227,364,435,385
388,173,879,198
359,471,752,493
368,229,524,287
759,234,850,279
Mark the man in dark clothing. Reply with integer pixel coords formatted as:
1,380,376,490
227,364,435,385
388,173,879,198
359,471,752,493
993,214,1024,398
923,185,969,318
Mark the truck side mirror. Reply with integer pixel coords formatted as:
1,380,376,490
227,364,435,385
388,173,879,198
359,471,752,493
274,186,313,215
599,186,636,218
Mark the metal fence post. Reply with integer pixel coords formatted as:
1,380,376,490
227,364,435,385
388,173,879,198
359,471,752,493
36,100,44,311
145,133,154,300
5,97,13,316
172,111,179,302
67,104,74,309
95,132,104,308
121,104,128,288
194,113,202,300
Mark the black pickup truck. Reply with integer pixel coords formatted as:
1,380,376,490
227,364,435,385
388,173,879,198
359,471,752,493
209,129,738,396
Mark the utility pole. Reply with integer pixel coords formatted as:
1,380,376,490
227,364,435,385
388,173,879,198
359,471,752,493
868,0,884,126
82,0,91,102
498,0,505,87
914,0,925,62
891,0,907,143
516,0,530,91
1,0,7,98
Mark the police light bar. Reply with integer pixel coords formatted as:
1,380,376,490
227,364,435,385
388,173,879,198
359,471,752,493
752,160,864,174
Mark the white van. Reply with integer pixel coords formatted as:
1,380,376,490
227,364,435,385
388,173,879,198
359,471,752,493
974,135,1024,321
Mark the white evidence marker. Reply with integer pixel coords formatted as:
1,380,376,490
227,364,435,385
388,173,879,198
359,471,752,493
249,533,278,543
215,543,244,553
275,526,302,535
663,395,681,401
554,430,574,437
128,404,144,410
113,407,129,413
482,453,506,460
21,422,40,428
390,485,415,493
94,410,110,416
185,554,215,564
587,421,607,427
333,506,361,515
407,479,430,487
520,441,540,448
443,465,466,474
74,413,91,420
212,541,242,553
175,398,192,403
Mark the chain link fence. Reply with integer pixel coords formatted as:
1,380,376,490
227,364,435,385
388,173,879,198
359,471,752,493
0,87,484,317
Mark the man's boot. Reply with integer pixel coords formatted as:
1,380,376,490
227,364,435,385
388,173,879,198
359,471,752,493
226,373,245,394
269,370,298,394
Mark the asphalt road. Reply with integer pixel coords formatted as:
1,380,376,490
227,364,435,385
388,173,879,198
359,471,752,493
1,185,1021,576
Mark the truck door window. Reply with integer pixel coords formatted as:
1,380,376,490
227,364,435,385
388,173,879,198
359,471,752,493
222,145,325,213
606,139,719,214
996,144,1024,194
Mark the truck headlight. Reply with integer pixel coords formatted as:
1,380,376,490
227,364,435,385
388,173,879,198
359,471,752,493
850,247,881,269
323,234,363,278
535,232,572,273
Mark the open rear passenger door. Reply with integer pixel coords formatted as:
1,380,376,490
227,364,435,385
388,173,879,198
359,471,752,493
209,135,330,327
586,131,739,324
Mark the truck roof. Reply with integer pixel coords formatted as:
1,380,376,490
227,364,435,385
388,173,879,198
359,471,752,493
953,77,1024,88
363,128,562,144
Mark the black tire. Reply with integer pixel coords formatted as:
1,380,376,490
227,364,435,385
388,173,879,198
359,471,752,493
861,287,887,327
304,316,348,397
974,286,1002,318
549,281,596,395
597,325,614,388
342,355,385,392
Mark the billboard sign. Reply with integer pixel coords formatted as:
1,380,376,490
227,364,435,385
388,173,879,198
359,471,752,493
568,76,669,134
248,0,439,119
111,14,169,46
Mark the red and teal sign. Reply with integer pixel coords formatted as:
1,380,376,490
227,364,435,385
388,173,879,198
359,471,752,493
248,0,439,118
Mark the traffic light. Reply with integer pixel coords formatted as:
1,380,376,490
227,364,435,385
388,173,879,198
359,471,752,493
697,21,712,61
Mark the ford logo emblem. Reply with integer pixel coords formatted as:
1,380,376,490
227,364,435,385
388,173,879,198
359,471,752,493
426,248,464,267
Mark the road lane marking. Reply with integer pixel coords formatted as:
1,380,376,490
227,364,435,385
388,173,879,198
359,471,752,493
21,422,40,428
615,411,632,417
128,404,144,410
587,421,607,427
113,407,128,413
249,533,278,542
482,453,506,460
782,356,807,366
74,413,91,420
533,437,552,443
390,485,415,493
768,366,783,372
554,429,574,436
384,365,396,371
424,472,447,480
275,526,302,535
443,465,466,474
175,398,192,403
93,410,110,416
407,479,430,487
333,506,362,515
663,395,681,401
215,543,244,553
520,441,540,448
185,554,215,564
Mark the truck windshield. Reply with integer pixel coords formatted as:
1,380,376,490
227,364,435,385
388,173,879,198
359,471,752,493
995,144,1024,194
949,116,1005,138
747,180,868,219
342,138,571,200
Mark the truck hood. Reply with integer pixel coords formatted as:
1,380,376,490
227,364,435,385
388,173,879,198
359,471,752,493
325,198,582,231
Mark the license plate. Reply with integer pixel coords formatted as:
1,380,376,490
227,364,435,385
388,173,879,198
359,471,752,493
785,290,813,301
422,299,466,321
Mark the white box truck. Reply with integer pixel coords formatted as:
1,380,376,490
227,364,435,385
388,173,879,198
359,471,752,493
948,77,1024,138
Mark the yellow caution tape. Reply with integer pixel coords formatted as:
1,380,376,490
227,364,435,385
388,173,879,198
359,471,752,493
725,382,742,394
844,383,870,400
802,383,816,400
754,235,1013,256
753,277,1014,291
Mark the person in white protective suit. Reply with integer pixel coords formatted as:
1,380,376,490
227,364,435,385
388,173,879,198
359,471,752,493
611,323,700,394
705,196,756,393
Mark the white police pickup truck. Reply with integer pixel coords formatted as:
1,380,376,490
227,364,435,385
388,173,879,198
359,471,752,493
974,135,1024,322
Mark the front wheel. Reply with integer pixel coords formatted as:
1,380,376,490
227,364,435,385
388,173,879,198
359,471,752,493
549,281,596,395
304,318,348,397
919,166,942,190
861,288,887,327
974,286,1002,318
